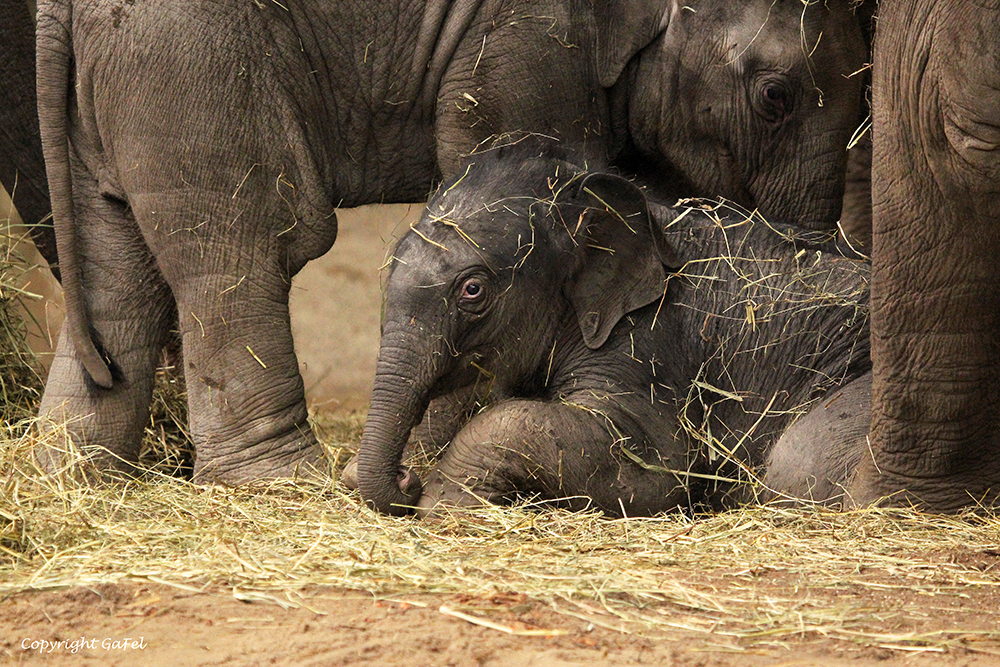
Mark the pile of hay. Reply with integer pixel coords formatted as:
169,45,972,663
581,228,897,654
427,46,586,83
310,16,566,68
4,437,1000,653
2,211,1000,658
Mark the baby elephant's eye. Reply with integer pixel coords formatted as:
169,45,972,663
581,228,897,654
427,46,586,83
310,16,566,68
763,83,789,110
460,278,484,300
457,276,489,313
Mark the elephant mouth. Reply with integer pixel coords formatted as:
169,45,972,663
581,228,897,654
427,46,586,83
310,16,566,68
427,353,494,400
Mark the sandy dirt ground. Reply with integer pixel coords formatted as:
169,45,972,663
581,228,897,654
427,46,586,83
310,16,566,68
288,204,421,411
4,578,1000,667
4,192,1000,666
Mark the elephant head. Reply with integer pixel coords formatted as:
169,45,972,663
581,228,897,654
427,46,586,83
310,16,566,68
598,0,866,229
355,146,676,515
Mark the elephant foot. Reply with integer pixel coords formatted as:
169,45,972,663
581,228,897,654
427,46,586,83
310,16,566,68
340,456,423,499
33,433,142,483
845,468,1000,512
414,468,504,519
192,434,327,485
340,457,360,489
764,372,871,507
34,398,145,482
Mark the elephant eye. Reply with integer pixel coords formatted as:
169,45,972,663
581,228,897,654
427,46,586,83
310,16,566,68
754,76,795,124
763,84,786,106
458,277,487,309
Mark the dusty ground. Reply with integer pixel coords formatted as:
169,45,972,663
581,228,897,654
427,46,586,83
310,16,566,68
289,204,421,411
4,575,1000,667
4,193,1000,666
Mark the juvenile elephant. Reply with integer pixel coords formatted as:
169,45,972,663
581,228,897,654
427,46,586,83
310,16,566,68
850,0,1000,510
354,145,872,516
34,0,866,481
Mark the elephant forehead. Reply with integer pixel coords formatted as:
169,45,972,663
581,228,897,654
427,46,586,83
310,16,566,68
390,226,514,283
720,2,816,71
413,206,538,257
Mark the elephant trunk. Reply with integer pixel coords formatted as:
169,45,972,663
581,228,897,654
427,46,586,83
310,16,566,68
356,324,441,515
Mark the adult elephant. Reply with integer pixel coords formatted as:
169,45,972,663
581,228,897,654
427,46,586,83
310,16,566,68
848,0,1000,510
34,0,866,482
1,0,56,272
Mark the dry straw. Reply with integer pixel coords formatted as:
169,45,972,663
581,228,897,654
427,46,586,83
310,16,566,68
2,211,1000,657
0,223,44,429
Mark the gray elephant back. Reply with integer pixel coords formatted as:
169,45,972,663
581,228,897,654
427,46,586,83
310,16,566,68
648,201,871,485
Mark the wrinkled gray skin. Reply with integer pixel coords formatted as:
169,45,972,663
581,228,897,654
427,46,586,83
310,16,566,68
609,0,866,226
839,133,872,250
12,0,876,276
0,0,56,274
848,0,1000,511
34,0,866,482
354,148,871,516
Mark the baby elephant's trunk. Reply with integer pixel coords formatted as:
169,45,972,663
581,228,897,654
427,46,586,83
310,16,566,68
356,325,439,515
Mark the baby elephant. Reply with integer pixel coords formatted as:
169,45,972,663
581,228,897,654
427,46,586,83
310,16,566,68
353,147,871,517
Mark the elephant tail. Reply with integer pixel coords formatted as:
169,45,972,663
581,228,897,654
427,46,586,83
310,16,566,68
36,1,113,389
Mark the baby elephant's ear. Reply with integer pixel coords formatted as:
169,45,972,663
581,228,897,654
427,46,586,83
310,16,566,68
569,173,679,349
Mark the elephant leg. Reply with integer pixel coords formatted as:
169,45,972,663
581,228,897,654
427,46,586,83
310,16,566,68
162,250,322,483
406,386,483,463
763,372,871,506
415,399,687,518
0,0,55,271
36,159,175,474
857,0,1000,509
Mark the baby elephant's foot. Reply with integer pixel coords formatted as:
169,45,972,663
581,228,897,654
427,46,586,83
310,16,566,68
415,470,504,519
339,457,360,489
340,456,423,500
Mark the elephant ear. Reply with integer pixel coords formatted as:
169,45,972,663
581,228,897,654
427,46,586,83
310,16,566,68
567,173,680,350
593,0,677,88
